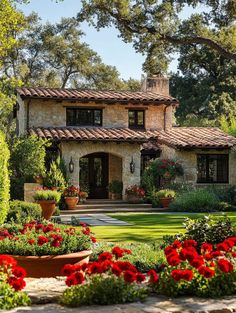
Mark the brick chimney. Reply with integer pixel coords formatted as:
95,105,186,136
141,75,169,96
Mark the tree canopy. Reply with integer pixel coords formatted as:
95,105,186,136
79,0,236,73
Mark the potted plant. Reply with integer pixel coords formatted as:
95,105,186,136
0,221,95,278
79,191,88,203
63,185,80,209
125,185,145,204
34,189,61,220
108,180,123,200
156,189,176,208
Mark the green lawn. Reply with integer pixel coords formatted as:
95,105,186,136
91,212,236,243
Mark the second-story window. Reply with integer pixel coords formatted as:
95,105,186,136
66,108,102,126
128,110,145,129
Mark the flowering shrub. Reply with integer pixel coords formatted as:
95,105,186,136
153,159,184,180
125,185,145,198
0,255,30,309
151,237,236,297
0,221,95,256
64,185,80,197
34,189,61,203
61,247,159,306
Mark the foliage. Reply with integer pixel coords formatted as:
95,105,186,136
79,0,236,75
156,189,176,198
151,159,184,180
169,189,220,212
63,185,80,197
44,157,67,190
0,221,95,256
108,180,123,195
148,190,161,208
7,200,42,223
183,215,236,247
152,237,236,297
90,241,165,273
220,114,236,137
10,136,49,200
164,182,195,194
125,185,145,197
61,247,151,306
34,189,61,203
0,255,30,309
0,131,10,223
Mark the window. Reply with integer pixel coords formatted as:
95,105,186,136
66,108,102,126
197,154,229,183
128,110,145,129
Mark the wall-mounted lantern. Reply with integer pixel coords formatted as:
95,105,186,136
130,157,135,174
69,157,74,173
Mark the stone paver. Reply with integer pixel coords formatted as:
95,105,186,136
11,278,236,313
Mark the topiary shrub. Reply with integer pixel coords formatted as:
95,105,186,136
7,200,42,223
0,131,10,223
169,189,219,212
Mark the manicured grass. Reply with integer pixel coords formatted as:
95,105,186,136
91,212,236,243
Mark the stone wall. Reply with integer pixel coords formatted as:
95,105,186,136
18,99,173,133
60,141,141,199
24,183,41,203
160,144,236,185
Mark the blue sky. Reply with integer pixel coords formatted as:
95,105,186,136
17,0,197,80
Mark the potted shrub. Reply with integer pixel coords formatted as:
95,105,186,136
34,189,61,220
125,185,145,204
108,180,123,200
79,191,88,204
63,185,80,209
156,189,176,208
0,221,95,278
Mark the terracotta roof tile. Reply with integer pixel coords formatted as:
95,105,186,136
28,126,236,149
17,87,178,105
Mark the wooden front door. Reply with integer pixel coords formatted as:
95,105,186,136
80,153,108,199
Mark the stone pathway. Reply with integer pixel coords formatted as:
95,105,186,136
59,213,130,226
8,278,236,313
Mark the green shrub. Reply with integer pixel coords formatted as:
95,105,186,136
169,189,219,212
165,182,195,194
90,241,165,273
108,180,123,194
183,215,236,246
7,200,42,223
61,274,147,307
44,157,67,190
34,189,61,203
0,282,30,310
156,189,176,198
0,131,10,223
206,185,236,207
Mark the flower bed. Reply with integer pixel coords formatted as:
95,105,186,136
0,255,30,309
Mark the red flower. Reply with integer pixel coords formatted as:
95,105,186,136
231,252,236,258
211,251,222,258
7,277,26,291
198,266,215,278
189,256,205,269
217,259,234,273
136,272,146,283
90,236,97,243
204,253,213,261
147,269,159,283
74,271,85,284
182,240,197,248
89,262,104,274
37,236,49,245
172,240,182,249
115,261,137,272
0,255,16,267
201,243,213,253
28,239,35,245
182,269,193,281
112,264,122,276
12,266,26,278
65,274,78,287
62,264,76,276
112,246,124,259
171,269,193,282
123,270,136,283
167,255,181,266
43,224,54,233
179,248,188,261
171,269,182,282
98,252,113,262
81,263,88,272
164,245,174,256
217,243,230,252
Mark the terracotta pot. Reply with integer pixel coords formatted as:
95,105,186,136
37,200,56,220
159,197,174,208
65,197,79,209
126,194,142,204
13,250,92,278
111,193,122,200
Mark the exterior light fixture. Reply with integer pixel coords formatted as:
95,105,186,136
69,157,74,173
130,157,135,174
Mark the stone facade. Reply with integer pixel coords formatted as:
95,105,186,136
18,99,173,135
60,141,141,198
160,144,236,185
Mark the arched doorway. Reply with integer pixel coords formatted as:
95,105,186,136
80,152,109,199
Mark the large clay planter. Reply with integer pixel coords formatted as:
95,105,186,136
160,197,174,208
65,197,79,209
126,194,142,204
37,200,56,220
13,250,92,278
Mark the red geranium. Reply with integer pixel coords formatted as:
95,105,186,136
147,269,159,283
123,270,137,283
37,236,49,245
217,259,234,273
198,266,215,278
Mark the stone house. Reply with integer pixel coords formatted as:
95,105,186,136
16,76,236,199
